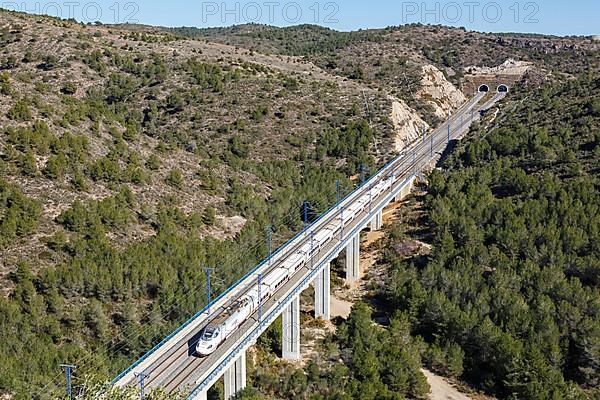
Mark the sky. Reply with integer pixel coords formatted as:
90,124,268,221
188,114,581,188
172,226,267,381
2,0,599,36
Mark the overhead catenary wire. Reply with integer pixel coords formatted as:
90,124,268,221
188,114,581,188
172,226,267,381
43,177,356,396
176,93,490,395
110,203,328,384
48,92,488,396
44,242,272,395
40,199,315,394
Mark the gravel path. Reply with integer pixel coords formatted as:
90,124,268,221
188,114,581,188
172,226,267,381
422,369,472,400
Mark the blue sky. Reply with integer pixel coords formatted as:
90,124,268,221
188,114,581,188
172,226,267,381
4,0,598,36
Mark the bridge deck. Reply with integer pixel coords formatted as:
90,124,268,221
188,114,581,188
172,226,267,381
113,91,500,397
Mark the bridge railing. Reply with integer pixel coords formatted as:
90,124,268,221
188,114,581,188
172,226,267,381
113,149,403,386
187,173,418,398
115,92,489,386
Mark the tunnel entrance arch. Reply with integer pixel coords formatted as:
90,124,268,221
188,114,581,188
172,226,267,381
497,84,509,93
478,84,490,93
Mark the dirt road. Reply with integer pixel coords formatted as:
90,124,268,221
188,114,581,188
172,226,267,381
422,369,473,400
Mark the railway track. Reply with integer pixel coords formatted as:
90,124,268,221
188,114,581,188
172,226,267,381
114,91,501,397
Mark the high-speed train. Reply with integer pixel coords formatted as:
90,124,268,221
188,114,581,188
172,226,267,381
195,173,398,356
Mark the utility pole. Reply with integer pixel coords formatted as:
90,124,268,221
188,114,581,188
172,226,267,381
359,163,366,185
310,230,315,268
413,149,417,175
430,136,434,158
339,206,345,240
448,110,452,142
303,201,309,229
60,364,76,400
369,183,373,213
266,225,273,267
257,273,263,322
134,371,150,399
204,266,214,314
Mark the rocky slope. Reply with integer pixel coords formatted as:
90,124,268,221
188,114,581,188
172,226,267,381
418,64,467,119
1,8,597,397
0,9,491,291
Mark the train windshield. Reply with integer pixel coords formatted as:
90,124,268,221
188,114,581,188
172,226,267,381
202,327,219,340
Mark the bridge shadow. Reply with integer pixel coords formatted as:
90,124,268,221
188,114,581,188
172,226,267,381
437,139,458,166
363,181,436,326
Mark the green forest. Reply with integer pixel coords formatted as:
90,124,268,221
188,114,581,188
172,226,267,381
379,74,600,399
0,142,367,399
0,28,376,399
1,8,599,400
221,75,600,400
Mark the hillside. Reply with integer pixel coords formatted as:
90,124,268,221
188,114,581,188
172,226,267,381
0,8,599,399
226,49,600,400
169,24,598,88
1,11,417,297
375,73,600,399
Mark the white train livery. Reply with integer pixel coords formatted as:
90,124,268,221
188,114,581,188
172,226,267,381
195,173,397,356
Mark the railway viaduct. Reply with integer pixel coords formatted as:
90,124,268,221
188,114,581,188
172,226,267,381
111,88,507,400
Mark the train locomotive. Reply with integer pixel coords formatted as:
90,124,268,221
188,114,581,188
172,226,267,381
195,174,396,356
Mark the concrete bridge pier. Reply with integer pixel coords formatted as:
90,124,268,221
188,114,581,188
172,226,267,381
314,263,330,320
224,351,246,399
345,234,360,282
395,178,415,203
282,296,300,360
370,211,383,231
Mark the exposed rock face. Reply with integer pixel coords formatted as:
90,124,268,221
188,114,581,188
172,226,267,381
389,96,429,152
462,58,534,93
215,215,247,240
464,58,533,77
418,64,467,119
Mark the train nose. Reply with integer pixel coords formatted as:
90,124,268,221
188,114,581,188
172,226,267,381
196,341,216,356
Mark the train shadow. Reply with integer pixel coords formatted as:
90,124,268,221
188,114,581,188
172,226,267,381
187,330,203,357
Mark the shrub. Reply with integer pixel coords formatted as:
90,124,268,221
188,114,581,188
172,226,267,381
38,54,59,71
0,55,18,70
196,168,220,193
21,50,35,63
88,156,121,183
227,136,249,158
166,169,183,189
123,123,138,141
0,179,42,248
283,76,299,90
71,168,88,191
203,207,216,226
104,73,137,104
61,82,77,95
57,188,134,233
20,151,38,177
146,154,161,171
0,72,12,95
423,341,464,378
165,92,185,112
8,99,32,121
44,154,67,179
